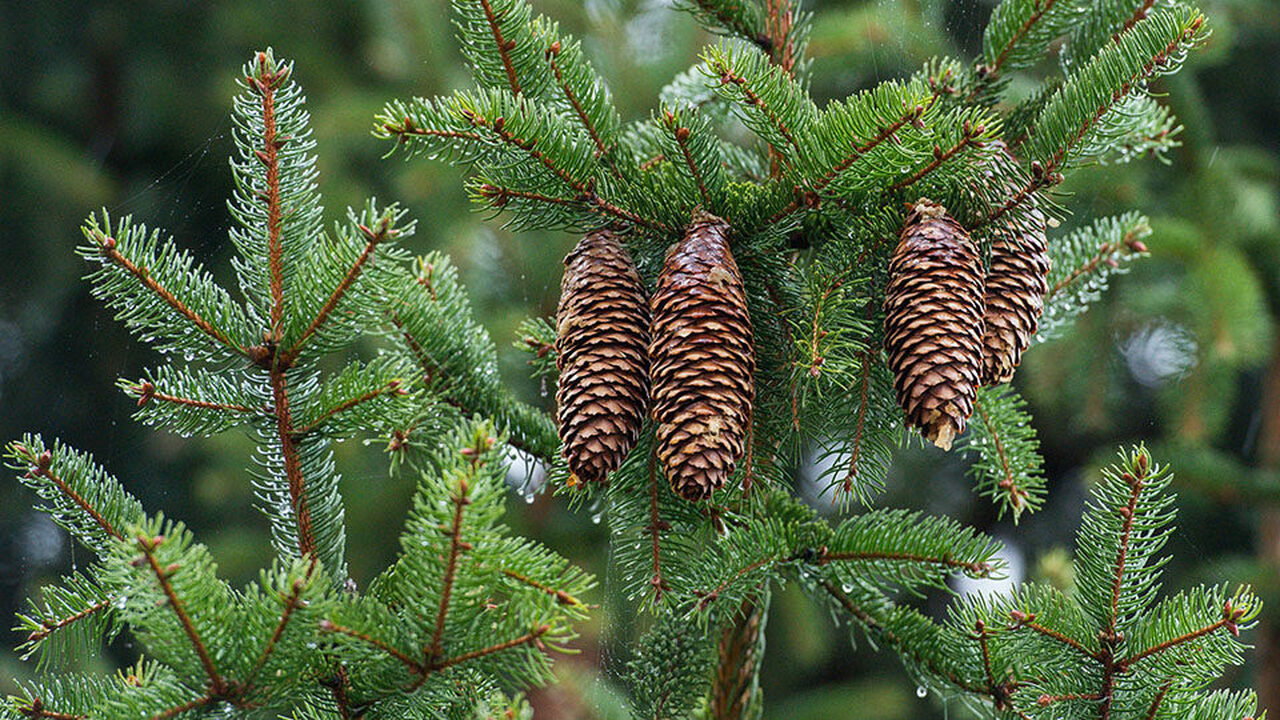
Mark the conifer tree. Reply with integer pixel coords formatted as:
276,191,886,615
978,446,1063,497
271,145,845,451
4,2,1270,720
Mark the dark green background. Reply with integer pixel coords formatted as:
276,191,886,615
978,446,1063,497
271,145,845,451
2,1,1278,716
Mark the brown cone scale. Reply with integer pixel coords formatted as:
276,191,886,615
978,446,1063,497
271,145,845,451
650,211,754,501
979,144,1051,386
555,229,650,484
884,200,985,450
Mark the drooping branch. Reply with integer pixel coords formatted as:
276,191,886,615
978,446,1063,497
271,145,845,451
842,352,873,497
975,402,1031,512
816,578,989,695
647,444,669,603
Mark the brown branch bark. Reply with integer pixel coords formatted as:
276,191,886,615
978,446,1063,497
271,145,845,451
430,625,550,671
477,0,522,95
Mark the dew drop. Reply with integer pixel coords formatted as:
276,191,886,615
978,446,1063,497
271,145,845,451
841,583,853,593
916,685,928,698
524,493,536,504
591,513,603,524
114,595,129,610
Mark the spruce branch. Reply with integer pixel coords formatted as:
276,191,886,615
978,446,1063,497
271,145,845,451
132,532,227,698
285,212,398,360
20,599,112,650
984,8,1207,228
709,599,766,720
475,0,523,95
12,443,125,545
128,381,258,415
243,575,311,689
80,216,248,361
426,471,474,667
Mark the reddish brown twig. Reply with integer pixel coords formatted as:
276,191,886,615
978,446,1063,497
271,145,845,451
319,620,423,673
269,366,316,559
135,533,227,696
291,381,404,437
693,556,776,612
24,597,113,645
501,568,586,607
664,113,714,208
546,42,620,178
90,235,242,354
842,353,873,497
430,625,550,671
477,0,522,95
287,218,395,359
16,697,86,720
711,61,802,161
130,381,258,414
888,124,985,192
19,446,124,542
244,576,310,688
149,695,215,720
427,477,473,665
646,443,669,603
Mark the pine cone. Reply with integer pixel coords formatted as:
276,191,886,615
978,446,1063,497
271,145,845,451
650,211,754,501
555,229,650,483
979,143,1051,385
884,200,985,450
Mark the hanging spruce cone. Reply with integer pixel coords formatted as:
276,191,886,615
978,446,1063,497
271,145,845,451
650,211,754,501
883,200,985,450
555,229,650,484
979,142,1051,386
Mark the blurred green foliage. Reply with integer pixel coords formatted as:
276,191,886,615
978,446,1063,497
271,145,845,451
2,0,1278,714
